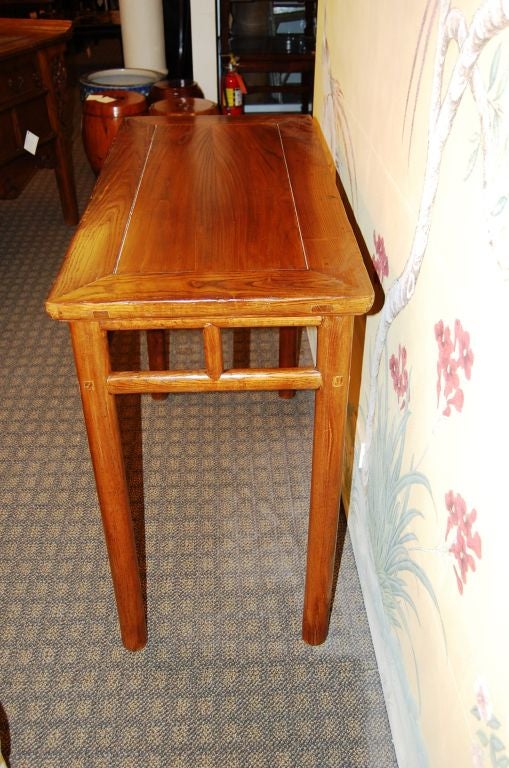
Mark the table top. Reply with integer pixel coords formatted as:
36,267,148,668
0,18,73,61
46,115,373,322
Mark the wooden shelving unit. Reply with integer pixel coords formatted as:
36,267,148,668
218,1,316,113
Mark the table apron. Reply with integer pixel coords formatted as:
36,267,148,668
97,315,323,331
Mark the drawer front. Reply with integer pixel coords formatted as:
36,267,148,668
0,96,53,166
0,53,43,107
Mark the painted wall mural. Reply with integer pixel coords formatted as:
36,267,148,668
314,1,509,766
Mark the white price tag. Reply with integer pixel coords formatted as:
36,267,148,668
86,94,116,103
24,130,39,155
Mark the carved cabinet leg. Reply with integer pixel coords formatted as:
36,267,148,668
37,45,79,225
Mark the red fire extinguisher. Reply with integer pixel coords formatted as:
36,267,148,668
221,54,247,116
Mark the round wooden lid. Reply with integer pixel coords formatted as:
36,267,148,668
149,97,219,117
82,90,147,118
150,79,204,102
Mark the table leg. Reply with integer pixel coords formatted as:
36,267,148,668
70,321,147,651
278,327,302,399
147,330,169,401
53,146,79,226
233,328,251,369
302,315,354,645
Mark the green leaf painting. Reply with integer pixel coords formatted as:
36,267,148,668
363,352,444,701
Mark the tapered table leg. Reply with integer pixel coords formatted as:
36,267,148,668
278,327,302,399
302,315,354,645
70,321,147,651
147,330,169,401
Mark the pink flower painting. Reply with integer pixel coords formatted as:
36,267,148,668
471,680,507,764
445,491,482,594
372,231,389,283
435,319,473,416
389,345,409,409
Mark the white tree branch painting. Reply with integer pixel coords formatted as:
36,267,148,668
320,2,509,763
359,0,509,482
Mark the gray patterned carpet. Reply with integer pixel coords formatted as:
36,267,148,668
0,101,397,767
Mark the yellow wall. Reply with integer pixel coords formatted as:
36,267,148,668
314,1,509,765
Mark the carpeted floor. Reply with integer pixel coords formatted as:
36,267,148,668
0,95,397,767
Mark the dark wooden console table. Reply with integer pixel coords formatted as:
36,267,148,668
0,17,78,224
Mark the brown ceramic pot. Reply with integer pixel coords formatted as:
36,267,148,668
82,89,147,175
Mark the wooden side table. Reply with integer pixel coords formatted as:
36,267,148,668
46,115,373,651
0,18,78,225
